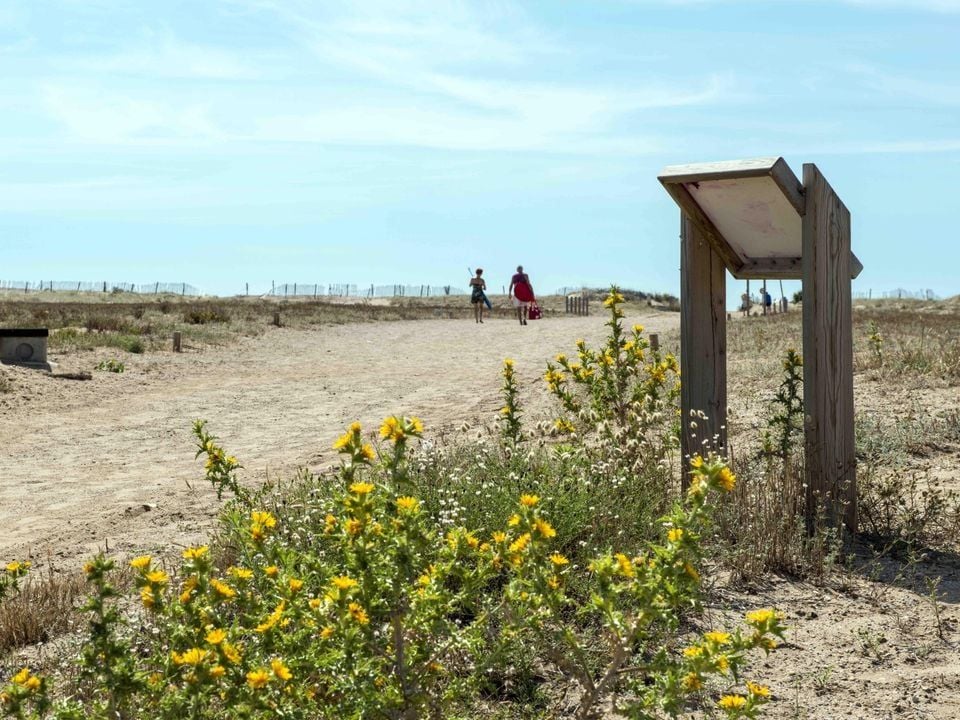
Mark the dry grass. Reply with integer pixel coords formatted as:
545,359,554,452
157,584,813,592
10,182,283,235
0,569,87,652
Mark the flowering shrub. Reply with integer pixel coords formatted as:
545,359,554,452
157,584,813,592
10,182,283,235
0,562,29,603
2,420,783,720
545,286,680,472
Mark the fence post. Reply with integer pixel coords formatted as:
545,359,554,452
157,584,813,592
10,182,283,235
173,331,182,352
103,281,107,293
649,333,660,352
273,312,281,327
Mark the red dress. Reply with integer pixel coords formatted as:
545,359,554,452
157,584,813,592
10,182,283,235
512,273,534,303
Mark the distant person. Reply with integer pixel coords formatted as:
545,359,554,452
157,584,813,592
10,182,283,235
469,268,487,323
509,265,535,325
740,291,751,317
764,289,772,313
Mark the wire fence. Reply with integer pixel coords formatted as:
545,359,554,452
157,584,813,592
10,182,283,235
853,288,939,301
264,283,470,298
0,280,201,295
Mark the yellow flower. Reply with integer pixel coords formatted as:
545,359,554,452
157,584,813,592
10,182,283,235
139,586,156,609
145,570,168,586
332,432,351,451
12,668,30,686
331,575,358,590
615,553,635,578
246,669,271,689
717,467,736,492
746,681,771,698
209,665,226,679
549,553,569,566
229,567,253,581
129,555,152,570
320,626,334,639
171,647,208,666
684,562,700,581
345,519,362,536
265,565,279,577
349,482,375,496
682,645,703,659
507,514,521,527
309,598,322,609
508,533,531,554
717,694,746,710
690,455,704,469
534,518,556,539
270,659,292,681
182,545,210,560
179,576,198,604
288,578,304,593
256,600,286,633
667,528,684,543
519,494,540,508
349,421,362,434
205,628,227,645
491,531,507,543
503,358,515,368
715,654,730,673
746,608,779,625
250,511,276,529
348,601,369,625
396,496,420,513
222,642,242,664
210,579,237,599
409,417,424,434
632,324,644,334
681,672,701,691
705,631,731,645
379,416,400,440
360,444,376,461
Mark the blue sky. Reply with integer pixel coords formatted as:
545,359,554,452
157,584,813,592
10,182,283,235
2,0,958,302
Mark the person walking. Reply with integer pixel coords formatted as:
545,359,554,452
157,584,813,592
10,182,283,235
509,265,535,325
469,268,487,323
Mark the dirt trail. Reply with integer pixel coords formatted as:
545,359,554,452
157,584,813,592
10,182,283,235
0,310,679,566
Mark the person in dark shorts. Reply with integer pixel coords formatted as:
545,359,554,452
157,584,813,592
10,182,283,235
469,268,487,323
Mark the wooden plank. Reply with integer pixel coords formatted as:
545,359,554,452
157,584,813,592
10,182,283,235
802,163,857,533
659,157,781,184
731,257,803,280
680,212,727,481
661,181,745,274
769,157,806,216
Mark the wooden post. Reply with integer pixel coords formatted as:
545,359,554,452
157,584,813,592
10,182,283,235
680,212,727,475
649,333,659,352
802,163,856,533
173,331,182,352
273,312,281,327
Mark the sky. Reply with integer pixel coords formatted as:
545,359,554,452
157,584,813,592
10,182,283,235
2,0,959,303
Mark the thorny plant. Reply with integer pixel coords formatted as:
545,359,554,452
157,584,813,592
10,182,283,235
762,349,804,461
2,425,784,720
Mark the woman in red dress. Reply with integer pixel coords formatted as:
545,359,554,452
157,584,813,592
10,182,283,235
509,265,535,326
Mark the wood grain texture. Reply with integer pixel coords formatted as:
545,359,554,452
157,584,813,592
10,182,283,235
680,212,727,481
801,163,857,532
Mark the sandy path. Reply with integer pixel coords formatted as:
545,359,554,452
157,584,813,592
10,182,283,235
0,310,679,566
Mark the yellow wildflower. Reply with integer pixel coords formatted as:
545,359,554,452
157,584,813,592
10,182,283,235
264,565,279,577
615,553,635,578
332,432,351,451
205,628,227,645
145,570,168,586
210,579,237,599
682,645,703,659
705,631,732,646
222,642,242,664
681,672,702,691
140,586,156,609
246,669,270,689
746,608,779,625
396,496,419,513
271,659,292,681
209,665,226,679
519,494,539,508
747,681,771,697
171,647,208,666
288,578,304,593
715,654,730,673
229,567,253,581
549,553,569,566
349,482,375,496
717,695,746,710
320,626,334,639
182,545,210,560
331,575,358,590
250,511,276,529
507,514,521,527
360,444,376,461
534,518,556,539
717,467,736,492
491,531,507,543
348,601,369,625
409,417,424,434
509,533,531,554
309,598,322,609
129,555,152,570
345,519,362,536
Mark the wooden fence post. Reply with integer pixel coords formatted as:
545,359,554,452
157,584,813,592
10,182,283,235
173,332,182,353
680,212,727,477
649,333,659,352
802,163,856,533
273,312,281,327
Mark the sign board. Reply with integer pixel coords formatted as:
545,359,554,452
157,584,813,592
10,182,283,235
658,157,862,280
